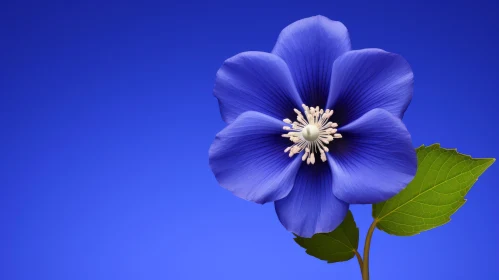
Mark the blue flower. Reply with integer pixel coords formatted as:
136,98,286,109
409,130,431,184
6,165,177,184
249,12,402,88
209,15,417,237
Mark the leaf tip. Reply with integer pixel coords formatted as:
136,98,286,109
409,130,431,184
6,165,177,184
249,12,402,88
478,157,496,170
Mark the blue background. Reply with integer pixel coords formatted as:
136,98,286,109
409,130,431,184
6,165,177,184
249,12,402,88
2,0,498,279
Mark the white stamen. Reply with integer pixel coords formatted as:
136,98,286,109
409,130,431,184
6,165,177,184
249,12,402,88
320,149,327,162
302,151,309,161
282,104,342,165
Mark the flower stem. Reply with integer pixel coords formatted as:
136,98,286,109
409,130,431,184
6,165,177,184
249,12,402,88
362,220,377,280
354,250,363,276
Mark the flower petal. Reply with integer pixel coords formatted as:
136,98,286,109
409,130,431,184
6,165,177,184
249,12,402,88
326,48,414,125
329,108,417,204
209,111,303,204
274,160,349,237
272,15,351,108
214,51,303,124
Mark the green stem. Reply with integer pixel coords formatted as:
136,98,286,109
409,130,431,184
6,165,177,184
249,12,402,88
362,220,377,280
355,250,363,276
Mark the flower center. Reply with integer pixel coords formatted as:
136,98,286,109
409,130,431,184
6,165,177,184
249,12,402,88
282,104,342,165
301,125,320,141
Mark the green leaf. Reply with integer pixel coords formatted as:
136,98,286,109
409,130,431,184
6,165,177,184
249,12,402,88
373,144,495,236
294,211,359,263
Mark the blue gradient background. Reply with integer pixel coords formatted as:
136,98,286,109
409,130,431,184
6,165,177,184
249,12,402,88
1,1,498,279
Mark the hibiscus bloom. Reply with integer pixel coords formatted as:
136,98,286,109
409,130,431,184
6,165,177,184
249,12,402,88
209,15,417,237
